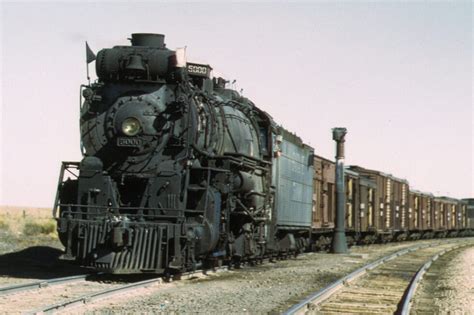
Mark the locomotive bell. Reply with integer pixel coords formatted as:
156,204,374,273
125,55,146,72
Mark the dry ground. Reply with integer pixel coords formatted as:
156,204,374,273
0,206,84,287
412,245,474,314
0,205,61,254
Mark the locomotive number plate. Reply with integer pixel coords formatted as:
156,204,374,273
187,63,210,77
117,137,142,147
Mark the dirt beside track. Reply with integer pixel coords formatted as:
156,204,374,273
0,206,87,287
412,245,474,314
0,209,472,315
78,239,473,314
0,206,61,254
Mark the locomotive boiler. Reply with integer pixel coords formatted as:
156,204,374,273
54,33,314,273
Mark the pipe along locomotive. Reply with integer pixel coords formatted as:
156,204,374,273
54,33,474,274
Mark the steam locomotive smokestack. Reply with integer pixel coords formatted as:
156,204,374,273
331,127,349,254
130,33,165,48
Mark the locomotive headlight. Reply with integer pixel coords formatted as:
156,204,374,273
121,117,141,136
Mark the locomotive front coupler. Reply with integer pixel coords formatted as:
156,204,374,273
111,215,132,248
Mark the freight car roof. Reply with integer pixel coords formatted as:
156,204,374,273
343,168,377,188
348,165,409,184
410,190,434,197
359,176,377,188
345,168,359,177
462,198,474,205
313,154,334,164
434,196,460,203
280,127,314,150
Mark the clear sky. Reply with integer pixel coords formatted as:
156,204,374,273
0,1,472,207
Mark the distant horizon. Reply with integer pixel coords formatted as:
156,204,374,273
2,152,472,209
1,2,472,207
0,205,51,209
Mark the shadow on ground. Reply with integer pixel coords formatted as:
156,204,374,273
0,247,163,284
0,246,89,279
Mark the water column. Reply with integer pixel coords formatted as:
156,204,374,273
331,127,348,253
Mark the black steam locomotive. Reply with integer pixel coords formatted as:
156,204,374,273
54,33,472,274
54,33,314,273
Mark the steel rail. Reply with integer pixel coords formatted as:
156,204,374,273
399,242,474,315
28,278,162,315
27,267,228,315
0,273,95,296
283,240,465,315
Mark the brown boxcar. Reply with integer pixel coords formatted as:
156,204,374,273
458,200,468,230
344,169,377,232
442,197,462,230
432,197,460,236
408,190,434,230
345,169,359,232
408,190,434,237
459,200,467,229
312,155,336,229
312,157,379,245
432,197,445,232
452,199,464,230
349,166,409,241
356,175,377,233
462,198,474,229
345,169,379,244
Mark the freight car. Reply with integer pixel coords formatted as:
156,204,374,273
432,197,463,238
311,157,380,248
345,169,378,244
54,33,472,274
408,190,434,239
311,155,335,250
348,166,410,242
462,199,474,228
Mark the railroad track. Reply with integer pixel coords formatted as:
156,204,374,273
1,239,471,314
399,246,457,314
0,266,227,314
1,251,291,314
403,245,473,314
0,273,116,314
0,273,97,296
284,239,474,315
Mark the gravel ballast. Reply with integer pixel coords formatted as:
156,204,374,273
412,244,474,314
80,239,472,314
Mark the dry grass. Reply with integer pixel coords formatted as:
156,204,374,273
23,220,56,236
0,206,57,237
0,206,61,254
